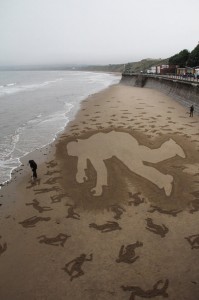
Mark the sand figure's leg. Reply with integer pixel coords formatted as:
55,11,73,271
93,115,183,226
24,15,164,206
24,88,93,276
76,157,88,183
139,138,185,163
71,270,84,281
90,160,108,196
127,161,173,196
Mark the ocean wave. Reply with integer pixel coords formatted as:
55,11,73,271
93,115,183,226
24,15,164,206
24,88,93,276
0,78,63,97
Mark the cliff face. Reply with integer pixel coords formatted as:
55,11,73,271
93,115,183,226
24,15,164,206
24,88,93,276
121,74,199,113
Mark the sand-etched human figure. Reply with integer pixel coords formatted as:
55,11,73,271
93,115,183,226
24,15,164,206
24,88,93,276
38,233,70,247
116,241,143,264
89,221,121,233
185,234,199,249
19,216,51,228
121,279,169,299
67,131,185,197
145,218,169,238
62,253,93,281
26,199,53,213
66,205,80,220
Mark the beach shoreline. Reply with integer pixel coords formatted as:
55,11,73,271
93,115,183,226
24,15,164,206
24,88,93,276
0,83,199,299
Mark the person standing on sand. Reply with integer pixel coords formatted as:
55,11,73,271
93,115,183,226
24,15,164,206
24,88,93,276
29,160,37,179
190,105,194,117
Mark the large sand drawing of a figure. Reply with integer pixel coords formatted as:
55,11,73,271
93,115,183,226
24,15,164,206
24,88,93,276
67,131,185,197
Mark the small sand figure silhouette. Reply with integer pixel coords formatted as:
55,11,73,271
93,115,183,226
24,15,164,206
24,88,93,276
46,160,58,168
116,241,143,264
67,131,185,197
108,204,126,220
89,221,121,233
148,205,182,216
128,192,145,206
50,193,67,203
0,236,7,256
66,205,80,220
43,176,61,185
44,170,60,176
62,253,93,281
185,234,199,249
38,233,70,247
19,216,51,228
146,218,169,238
26,199,53,213
34,186,60,194
121,279,169,299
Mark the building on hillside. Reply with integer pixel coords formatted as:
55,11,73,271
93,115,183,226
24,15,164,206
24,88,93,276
176,67,194,76
146,66,157,74
194,67,199,78
146,64,175,75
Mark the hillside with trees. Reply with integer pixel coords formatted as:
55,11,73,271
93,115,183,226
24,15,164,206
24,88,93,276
169,44,199,68
79,44,199,74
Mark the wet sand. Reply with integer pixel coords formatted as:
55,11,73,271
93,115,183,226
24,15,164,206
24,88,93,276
0,83,199,300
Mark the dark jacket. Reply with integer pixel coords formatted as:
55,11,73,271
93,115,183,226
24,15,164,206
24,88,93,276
29,160,37,170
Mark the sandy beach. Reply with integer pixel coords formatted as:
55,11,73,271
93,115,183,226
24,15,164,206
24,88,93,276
0,83,199,300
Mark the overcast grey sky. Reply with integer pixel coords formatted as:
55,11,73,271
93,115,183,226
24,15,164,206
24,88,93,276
0,0,198,66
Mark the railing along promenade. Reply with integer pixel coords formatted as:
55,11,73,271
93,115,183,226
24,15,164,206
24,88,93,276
123,72,199,84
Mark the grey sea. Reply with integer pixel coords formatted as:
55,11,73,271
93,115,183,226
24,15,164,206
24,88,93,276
0,70,120,185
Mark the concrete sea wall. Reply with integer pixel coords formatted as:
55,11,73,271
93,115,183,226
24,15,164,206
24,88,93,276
121,74,199,113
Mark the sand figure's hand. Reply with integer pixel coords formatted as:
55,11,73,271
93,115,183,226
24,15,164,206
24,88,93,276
91,186,103,196
163,175,173,196
76,172,88,183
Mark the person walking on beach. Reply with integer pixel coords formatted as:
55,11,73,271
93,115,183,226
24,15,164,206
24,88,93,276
29,160,37,179
190,105,194,117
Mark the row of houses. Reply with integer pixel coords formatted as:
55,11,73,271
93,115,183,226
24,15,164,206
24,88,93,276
147,65,199,78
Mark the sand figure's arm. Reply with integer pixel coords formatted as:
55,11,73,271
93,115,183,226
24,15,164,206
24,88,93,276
90,159,108,196
76,156,88,183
